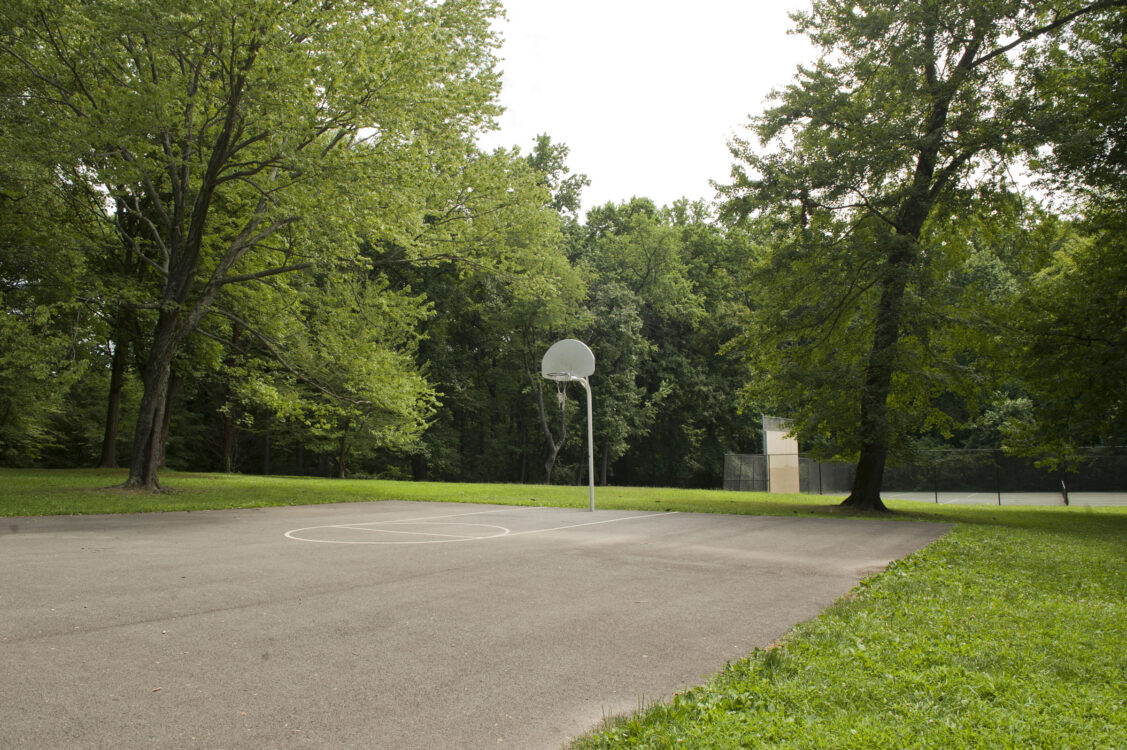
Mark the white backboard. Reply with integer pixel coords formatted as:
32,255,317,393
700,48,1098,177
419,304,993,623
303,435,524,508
541,339,595,379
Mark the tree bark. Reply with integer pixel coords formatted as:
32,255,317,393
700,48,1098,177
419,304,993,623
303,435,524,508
124,310,180,489
223,410,236,473
158,373,181,469
262,423,271,475
337,431,348,479
841,238,915,512
222,324,242,472
98,336,129,468
539,381,566,484
843,440,890,511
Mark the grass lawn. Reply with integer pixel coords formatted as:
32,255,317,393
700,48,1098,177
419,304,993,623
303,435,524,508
0,467,844,518
573,508,1127,749
3,468,1125,748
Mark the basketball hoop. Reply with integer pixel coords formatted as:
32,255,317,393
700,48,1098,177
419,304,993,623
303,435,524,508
540,341,596,512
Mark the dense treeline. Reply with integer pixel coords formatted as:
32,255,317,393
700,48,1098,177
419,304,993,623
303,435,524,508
2,0,1124,498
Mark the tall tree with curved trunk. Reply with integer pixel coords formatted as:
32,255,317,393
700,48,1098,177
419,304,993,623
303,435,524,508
721,0,1126,510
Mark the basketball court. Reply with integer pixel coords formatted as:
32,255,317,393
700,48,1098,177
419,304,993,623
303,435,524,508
1,502,948,749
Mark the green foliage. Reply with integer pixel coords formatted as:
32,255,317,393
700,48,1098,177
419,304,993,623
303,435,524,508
587,282,654,473
998,6,1127,455
571,198,760,487
524,133,591,223
0,92,101,461
5,0,1124,492
1024,5,1127,200
0,304,88,461
1000,223,1127,455
1,0,507,486
372,137,584,482
281,274,437,468
718,0,1124,502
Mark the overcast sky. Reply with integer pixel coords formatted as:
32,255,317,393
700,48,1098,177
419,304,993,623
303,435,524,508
478,1,818,214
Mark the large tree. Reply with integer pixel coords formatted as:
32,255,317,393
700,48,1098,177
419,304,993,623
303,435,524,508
1,0,504,488
721,0,1125,510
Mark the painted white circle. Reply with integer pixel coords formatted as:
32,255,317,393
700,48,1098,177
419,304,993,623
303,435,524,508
285,521,511,545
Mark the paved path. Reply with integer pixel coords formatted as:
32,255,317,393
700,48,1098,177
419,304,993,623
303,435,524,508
1,503,948,749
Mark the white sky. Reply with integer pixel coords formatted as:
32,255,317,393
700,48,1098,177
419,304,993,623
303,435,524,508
479,1,818,215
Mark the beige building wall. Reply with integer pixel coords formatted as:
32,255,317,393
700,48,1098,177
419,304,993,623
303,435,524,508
763,416,800,494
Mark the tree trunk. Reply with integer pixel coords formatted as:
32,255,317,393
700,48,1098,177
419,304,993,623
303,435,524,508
543,389,566,484
223,410,236,473
840,237,915,513
157,373,181,470
125,331,173,489
600,443,609,486
533,374,565,484
98,336,129,468
125,371,167,490
222,323,242,473
843,447,889,511
337,432,348,479
840,56,956,511
262,424,271,475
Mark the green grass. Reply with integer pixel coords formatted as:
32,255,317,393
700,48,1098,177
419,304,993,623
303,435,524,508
3,468,1125,748
573,509,1127,749
0,467,846,518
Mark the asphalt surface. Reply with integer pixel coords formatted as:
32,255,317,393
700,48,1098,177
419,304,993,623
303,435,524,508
1,502,949,749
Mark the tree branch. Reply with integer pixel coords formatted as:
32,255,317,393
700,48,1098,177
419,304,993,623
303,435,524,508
972,0,1127,69
206,308,370,406
215,262,313,287
115,197,170,277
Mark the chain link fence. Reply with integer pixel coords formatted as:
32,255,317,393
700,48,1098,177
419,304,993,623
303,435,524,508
724,449,1127,505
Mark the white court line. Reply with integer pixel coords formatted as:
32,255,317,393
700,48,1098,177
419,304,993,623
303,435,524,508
373,506,548,524
507,511,678,537
324,525,485,540
284,523,512,545
284,507,677,545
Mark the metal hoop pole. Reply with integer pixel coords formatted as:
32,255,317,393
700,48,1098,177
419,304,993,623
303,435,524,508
544,371,594,511
579,376,594,512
